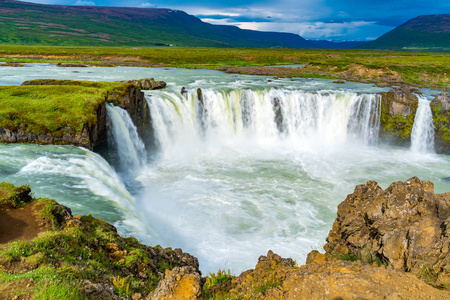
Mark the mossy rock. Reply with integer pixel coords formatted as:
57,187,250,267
0,182,32,208
430,95,450,154
379,89,418,146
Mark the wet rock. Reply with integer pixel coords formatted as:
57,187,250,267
431,93,450,154
148,266,202,300
125,78,166,90
57,63,88,67
333,80,345,84
324,176,450,285
379,89,419,146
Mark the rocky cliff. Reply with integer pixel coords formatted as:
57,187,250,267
0,78,164,150
431,93,450,154
379,88,450,154
324,176,450,286
379,88,419,146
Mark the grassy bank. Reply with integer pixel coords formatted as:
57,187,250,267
0,46,449,90
0,80,132,135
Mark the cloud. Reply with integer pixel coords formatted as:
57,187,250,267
139,2,154,8
74,0,95,5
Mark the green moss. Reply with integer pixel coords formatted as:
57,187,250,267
0,267,86,300
379,92,418,145
0,182,32,207
0,80,134,138
0,183,193,298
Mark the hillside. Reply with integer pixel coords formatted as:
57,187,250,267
0,0,313,48
360,14,450,51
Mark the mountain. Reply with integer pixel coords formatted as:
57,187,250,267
308,40,367,49
360,14,450,51
0,0,313,48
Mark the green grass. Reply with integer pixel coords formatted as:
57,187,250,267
0,80,133,135
0,182,32,207
0,46,448,90
0,267,86,300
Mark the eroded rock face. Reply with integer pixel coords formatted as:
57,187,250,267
379,88,419,146
431,93,450,154
2,79,152,150
324,176,450,285
148,266,202,300
204,250,450,299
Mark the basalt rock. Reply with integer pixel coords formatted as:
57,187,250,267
379,88,419,146
431,93,450,154
3,79,153,150
324,176,450,286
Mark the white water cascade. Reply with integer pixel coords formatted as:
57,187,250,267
411,96,435,153
146,88,381,155
106,103,147,172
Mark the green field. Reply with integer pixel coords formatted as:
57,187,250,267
0,46,449,90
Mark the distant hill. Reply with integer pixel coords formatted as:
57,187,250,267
0,0,313,48
308,40,367,49
360,14,450,51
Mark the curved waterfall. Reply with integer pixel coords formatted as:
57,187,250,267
411,96,435,153
146,89,381,155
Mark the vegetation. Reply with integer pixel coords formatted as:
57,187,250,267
0,1,310,48
0,183,194,299
0,80,133,135
360,15,450,51
0,182,32,207
0,46,449,90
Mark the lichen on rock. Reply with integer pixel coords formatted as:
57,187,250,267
324,176,450,286
379,88,419,146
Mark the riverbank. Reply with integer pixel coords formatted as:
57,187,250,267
1,178,449,299
0,46,449,92
0,78,165,150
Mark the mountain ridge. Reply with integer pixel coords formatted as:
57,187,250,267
0,0,314,48
360,14,450,51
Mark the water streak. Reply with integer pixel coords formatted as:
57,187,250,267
411,96,435,153
106,103,147,172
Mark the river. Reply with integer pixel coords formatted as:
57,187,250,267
1,64,449,274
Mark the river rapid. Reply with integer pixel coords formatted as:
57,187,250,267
1,64,449,274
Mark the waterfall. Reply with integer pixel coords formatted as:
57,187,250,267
146,88,381,154
411,96,435,153
106,103,146,172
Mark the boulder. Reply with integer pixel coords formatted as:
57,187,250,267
324,176,450,285
148,266,202,300
124,78,166,90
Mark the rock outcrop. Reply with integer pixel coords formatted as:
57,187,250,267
203,250,450,299
379,88,419,146
0,79,161,150
324,176,450,286
0,183,199,300
431,93,450,154
124,78,166,90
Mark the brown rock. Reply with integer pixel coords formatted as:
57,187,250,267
324,176,450,285
148,266,202,300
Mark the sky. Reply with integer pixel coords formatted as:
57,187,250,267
20,0,450,41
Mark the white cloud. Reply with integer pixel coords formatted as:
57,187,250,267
139,3,154,8
74,0,95,5
205,20,393,41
